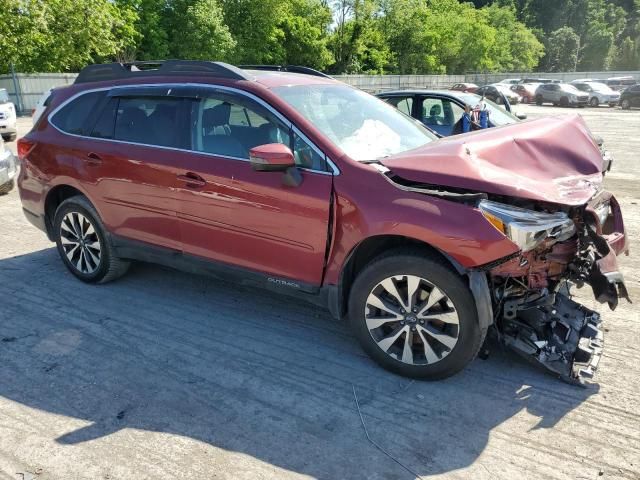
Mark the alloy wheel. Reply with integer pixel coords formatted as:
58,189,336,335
364,275,460,365
60,212,102,274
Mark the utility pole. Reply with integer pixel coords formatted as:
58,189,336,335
9,62,24,114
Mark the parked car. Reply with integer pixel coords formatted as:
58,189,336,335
475,84,521,105
606,76,637,92
32,88,53,125
571,82,620,107
0,88,17,142
18,61,628,384
376,89,523,137
520,78,558,84
535,83,589,107
620,84,640,109
450,82,478,93
0,135,18,195
497,78,521,85
510,83,539,103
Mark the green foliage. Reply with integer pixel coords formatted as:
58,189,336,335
540,27,580,72
169,0,235,61
2,0,637,74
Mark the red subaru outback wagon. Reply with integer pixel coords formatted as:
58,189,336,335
18,61,629,384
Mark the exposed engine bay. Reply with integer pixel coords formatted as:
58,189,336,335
483,191,630,385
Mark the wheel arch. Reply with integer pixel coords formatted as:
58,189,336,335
44,184,86,240
331,234,466,320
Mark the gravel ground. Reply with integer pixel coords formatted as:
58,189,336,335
0,105,638,480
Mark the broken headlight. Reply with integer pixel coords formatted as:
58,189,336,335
479,200,576,252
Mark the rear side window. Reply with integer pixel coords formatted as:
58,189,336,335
51,91,106,135
113,96,186,148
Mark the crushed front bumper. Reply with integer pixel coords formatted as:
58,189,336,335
504,293,604,385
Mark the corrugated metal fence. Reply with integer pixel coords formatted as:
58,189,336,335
2,70,639,113
0,73,77,113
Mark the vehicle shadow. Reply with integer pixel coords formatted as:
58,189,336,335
0,248,598,478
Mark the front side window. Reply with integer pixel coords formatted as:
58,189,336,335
192,93,327,170
420,97,464,136
383,96,414,117
51,91,106,135
273,84,436,161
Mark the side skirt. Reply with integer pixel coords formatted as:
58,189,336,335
109,234,334,312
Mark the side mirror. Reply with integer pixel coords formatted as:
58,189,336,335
249,143,295,172
516,112,527,120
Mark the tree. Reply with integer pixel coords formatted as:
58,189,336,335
169,0,235,61
540,27,580,72
613,36,640,69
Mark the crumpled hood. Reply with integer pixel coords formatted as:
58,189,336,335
380,115,604,206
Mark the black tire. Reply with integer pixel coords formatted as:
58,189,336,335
53,195,130,283
559,97,569,107
590,97,599,107
347,249,484,380
621,99,631,110
0,179,14,195
2,133,17,142
535,95,543,106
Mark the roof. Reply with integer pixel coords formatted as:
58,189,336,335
377,89,472,99
73,61,338,89
249,70,337,88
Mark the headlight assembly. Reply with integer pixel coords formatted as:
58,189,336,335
479,200,576,252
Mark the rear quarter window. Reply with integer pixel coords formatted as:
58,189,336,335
51,91,106,135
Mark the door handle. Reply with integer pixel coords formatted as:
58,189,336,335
177,172,206,187
85,152,103,166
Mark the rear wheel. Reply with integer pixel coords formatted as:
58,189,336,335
590,97,599,107
535,95,543,105
348,250,484,380
621,99,631,110
53,196,130,283
1,133,16,142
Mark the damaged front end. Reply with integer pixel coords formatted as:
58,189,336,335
480,191,630,385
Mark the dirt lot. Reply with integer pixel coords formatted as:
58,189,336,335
1,105,639,480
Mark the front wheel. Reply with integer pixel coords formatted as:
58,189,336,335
54,195,130,283
590,97,599,107
348,251,484,380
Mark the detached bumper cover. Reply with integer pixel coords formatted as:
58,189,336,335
505,293,604,385
585,192,630,309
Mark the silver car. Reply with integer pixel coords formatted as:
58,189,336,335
0,135,18,195
535,83,589,107
571,81,620,107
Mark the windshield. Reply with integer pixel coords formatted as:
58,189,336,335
562,84,582,94
457,93,520,126
0,89,9,104
272,84,437,161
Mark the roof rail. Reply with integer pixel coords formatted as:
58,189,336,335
74,60,251,84
239,65,332,79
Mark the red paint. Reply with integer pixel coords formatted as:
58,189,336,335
380,115,604,206
17,70,627,291
249,143,295,168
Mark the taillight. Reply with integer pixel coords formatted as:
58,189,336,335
17,138,36,161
